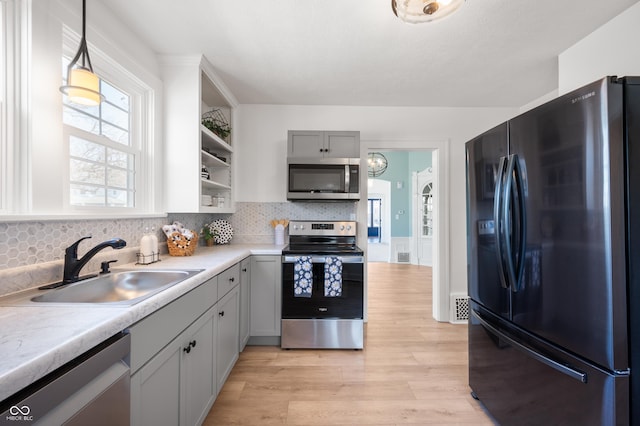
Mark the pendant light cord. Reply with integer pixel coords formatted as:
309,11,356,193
67,0,94,73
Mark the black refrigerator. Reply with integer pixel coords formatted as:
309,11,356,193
466,76,640,425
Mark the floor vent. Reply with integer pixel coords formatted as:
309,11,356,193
451,294,469,323
397,252,410,263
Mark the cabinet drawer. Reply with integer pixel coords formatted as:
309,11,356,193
128,276,218,374
217,264,240,300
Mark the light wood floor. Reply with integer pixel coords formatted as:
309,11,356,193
203,263,495,425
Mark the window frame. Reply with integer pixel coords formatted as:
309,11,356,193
0,0,26,215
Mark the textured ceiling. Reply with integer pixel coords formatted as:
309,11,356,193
101,0,639,107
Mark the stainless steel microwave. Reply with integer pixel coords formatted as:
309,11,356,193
287,158,360,201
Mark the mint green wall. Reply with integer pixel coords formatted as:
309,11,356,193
370,151,432,237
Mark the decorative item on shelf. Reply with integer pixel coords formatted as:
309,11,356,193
201,223,219,247
201,194,213,206
201,109,231,142
368,152,388,177
201,166,210,180
270,219,289,245
203,219,234,245
162,221,198,256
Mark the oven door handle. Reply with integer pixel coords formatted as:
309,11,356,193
282,255,364,264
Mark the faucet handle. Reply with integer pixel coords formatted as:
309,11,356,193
66,235,93,256
100,260,118,274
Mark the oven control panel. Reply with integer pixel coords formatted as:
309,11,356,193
289,221,356,236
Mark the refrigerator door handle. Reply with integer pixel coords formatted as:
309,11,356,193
493,156,509,289
472,310,588,384
502,155,518,290
504,154,527,292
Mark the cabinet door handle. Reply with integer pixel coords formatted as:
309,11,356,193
219,311,225,317
242,268,247,272
183,340,197,354
229,277,235,282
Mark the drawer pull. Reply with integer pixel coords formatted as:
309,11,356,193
219,311,225,317
229,277,235,282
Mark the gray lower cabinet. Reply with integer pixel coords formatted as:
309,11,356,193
129,260,245,426
239,257,251,351
249,255,282,342
130,307,216,426
183,308,217,426
216,284,239,392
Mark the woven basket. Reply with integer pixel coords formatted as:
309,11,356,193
166,231,199,256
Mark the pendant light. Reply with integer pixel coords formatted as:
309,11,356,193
391,0,465,24
59,0,103,106
368,152,388,178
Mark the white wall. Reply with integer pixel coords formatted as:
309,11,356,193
235,104,517,298
559,2,640,95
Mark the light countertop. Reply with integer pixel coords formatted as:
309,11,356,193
0,244,283,402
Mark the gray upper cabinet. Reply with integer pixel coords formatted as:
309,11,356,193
288,131,360,158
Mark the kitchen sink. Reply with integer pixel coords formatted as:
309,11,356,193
0,269,203,306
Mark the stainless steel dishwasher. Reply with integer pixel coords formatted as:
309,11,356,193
0,332,130,425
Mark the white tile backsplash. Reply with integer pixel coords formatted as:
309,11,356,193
0,202,356,293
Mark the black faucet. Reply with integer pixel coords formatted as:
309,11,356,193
62,236,127,284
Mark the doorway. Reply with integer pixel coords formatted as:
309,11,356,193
359,141,449,322
367,179,391,262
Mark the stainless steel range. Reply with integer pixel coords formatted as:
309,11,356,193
281,220,364,349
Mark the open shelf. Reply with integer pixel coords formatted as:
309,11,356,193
201,178,231,191
201,125,233,153
201,150,230,168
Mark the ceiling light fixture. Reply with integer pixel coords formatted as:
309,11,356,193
391,0,465,24
368,152,388,178
59,0,103,106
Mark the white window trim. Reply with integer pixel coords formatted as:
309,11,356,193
1,0,31,215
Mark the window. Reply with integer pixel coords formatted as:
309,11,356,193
62,64,136,207
60,24,154,213
0,4,158,217
422,182,433,237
